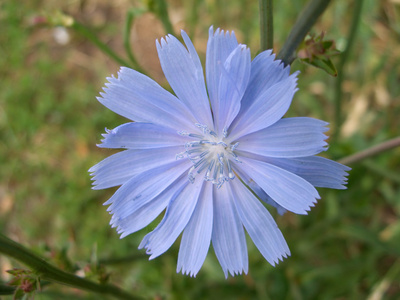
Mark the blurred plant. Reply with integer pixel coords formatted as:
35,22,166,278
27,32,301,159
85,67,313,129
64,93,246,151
298,32,340,76
6,269,40,300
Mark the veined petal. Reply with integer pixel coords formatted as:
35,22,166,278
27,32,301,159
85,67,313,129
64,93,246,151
139,178,204,259
229,72,299,140
113,175,188,238
157,32,213,127
237,117,329,158
216,44,251,136
97,122,189,149
240,51,290,113
177,181,213,277
89,146,184,189
98,67,197,131
238,156,320,215
212,183,248,277
234,166,287,215
232,181,290,265
104,159,191,220
206,26,239,121
264,156,351,190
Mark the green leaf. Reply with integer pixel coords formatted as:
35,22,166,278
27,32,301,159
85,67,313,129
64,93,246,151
301,57,338,76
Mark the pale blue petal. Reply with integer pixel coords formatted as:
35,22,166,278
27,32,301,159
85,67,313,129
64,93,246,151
89,146,183,189
232,180,290,265
177,181,213,277
99,67,197,131
104,159,191,220
215,45,251,136
156,32,213,127
212,183,248,277
206,26,239,121
97,122,189,149
237,117,329,158
264,156,351,189
112,175,188,238
239,51,290,113
234,167,287,215
138,178,204,259
239,156,320,214
229,72,299,140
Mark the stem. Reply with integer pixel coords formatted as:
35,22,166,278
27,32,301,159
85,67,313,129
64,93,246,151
123,10,146,74
72,22,133,68
338,136,400,165
259,0,274,51
277,0,332,66
0,234,143,300
155,0,175,35
334,0,364,136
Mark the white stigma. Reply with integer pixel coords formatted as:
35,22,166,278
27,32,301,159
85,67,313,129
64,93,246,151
177,124,241,189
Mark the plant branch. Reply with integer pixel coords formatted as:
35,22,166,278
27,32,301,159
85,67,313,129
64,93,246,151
277,0,332,66
123,9,146,74
72,21,133,68
338,136,400,165
0,234,143,300
259,0,274,51
334,0,364,136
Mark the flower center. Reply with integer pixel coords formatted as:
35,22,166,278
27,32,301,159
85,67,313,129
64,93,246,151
176,123,241,189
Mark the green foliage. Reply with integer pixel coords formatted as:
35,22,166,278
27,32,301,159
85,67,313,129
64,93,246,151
0,0,399,299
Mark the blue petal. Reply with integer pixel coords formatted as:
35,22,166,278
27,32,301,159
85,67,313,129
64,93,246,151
240,51,290,113
229,71,299,140
112,175,188,238
206,26,239,122
237,117,329,158
264,156,351,189
89,146,184,189
232,180,290,265
234,167,287,215
97,122,188,149
238,156,320,215
156,32,213,127
177,182,213,277
104,159,191,220
215,44,251,136
98,67,197,131
138,178,205,259
212,183,248,277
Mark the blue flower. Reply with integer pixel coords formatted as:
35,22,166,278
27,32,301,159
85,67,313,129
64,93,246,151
89,26,350,277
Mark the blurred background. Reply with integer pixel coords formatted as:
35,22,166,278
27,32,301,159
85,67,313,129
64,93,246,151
0,0,399,299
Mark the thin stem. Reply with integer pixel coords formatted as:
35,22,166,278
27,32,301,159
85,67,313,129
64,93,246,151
334,0,364,137
277,0,332,66
338,136,400,165
0,234,143,300
155,0,175,35
123,10,146,74
72,22,133,68
259,0,274,51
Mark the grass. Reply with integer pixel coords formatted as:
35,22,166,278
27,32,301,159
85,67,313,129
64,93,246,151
0,0,399,299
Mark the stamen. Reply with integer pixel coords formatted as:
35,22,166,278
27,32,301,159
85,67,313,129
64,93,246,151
230,142,239,151
177,123,242,187
227,160,235,179
223,127,228,138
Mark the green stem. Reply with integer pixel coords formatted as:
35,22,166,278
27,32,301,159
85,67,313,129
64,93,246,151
338,136,400,165
0,234,143,300
155,0,175,35
259,0,274,51
277,0,332,66
334,0,364,137
187,0,201,39
72,22,133,68
123,10,146,74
